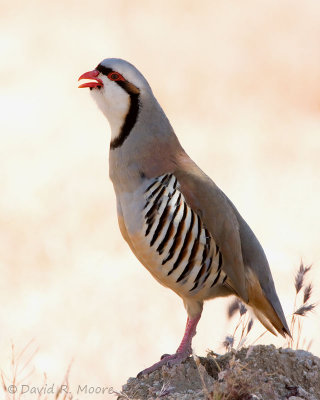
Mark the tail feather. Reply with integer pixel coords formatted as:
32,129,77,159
252,308,278,337
245,268,291,338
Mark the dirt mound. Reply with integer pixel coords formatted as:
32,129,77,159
119,345,320,400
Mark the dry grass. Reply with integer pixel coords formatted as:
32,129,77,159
223,300,255,352
0,341,134,400
205,261,316,398
1,341,72,400
224,260,317,354
195,352,273,400
211,357,273,400
207,261,318,399
287,261,317,350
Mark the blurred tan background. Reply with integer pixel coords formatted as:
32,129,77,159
1,0,320,398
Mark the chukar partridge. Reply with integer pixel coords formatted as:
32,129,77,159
78,58,290,376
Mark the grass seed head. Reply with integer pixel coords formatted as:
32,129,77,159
303,283,312,304
228,299,240,319
294,303,316,316
294,261,312,294
223,336,234,351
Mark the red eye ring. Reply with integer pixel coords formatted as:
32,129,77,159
107,72,125,82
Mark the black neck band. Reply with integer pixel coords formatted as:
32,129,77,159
110,91,140,150
96,64,141,150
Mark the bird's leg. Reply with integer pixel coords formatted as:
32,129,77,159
167,314,201,357
137,313,201,377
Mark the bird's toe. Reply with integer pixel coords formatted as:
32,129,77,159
160,353,171,360
137,351,191,377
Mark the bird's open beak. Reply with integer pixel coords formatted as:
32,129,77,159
78,70,103,89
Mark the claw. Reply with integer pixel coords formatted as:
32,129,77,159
137,351,191,377
160,353,170,360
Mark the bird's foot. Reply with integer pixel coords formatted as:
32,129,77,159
137,314,201,377
137,350,191,377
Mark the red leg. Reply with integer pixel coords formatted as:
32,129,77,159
137,313,201,377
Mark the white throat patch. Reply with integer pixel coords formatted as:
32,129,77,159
90,80,130,141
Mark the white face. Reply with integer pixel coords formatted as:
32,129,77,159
90,75,130,141
79,58,152,142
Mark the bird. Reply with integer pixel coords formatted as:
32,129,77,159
78,58,290,376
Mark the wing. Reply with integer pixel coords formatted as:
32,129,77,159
173,154,290,336
174,156,248,302
227,203,291,336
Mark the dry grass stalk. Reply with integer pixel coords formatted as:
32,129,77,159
1,340,37,400
224,299,254,352
111,389,133,399
294,303,316,316
209,356,273,400
294,261,311,294
54,360,73,400
303,283,312,304
193,354,213,400
225,261,316,353
1,342,73,400
287,261,317,349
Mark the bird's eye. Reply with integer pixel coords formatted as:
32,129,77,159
108,72,125,82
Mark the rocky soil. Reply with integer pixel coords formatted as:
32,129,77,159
118,345,320,400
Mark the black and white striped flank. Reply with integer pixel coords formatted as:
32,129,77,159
143,173,227,294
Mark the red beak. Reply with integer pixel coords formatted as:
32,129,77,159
78,70,103,88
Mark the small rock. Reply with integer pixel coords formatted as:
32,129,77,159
288,397,304,400
297,386,309,397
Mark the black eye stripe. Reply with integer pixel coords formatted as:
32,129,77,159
96,65,112,76
96,64,139,95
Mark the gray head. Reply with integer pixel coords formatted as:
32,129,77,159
79,58,157,149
